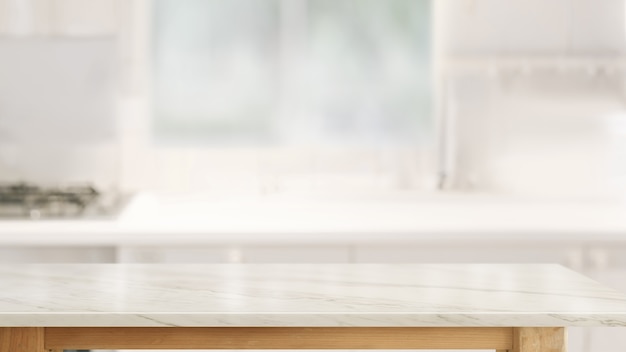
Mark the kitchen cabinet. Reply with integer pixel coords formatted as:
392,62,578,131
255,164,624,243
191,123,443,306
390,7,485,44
238,246,351,263
353,242,585,268
0,246,116,263
116,246,352,263
116,246,235,263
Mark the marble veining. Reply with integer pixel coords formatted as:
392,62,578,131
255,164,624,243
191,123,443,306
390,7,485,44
0,263,626,327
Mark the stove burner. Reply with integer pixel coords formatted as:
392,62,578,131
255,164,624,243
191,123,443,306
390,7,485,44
0,183,101,218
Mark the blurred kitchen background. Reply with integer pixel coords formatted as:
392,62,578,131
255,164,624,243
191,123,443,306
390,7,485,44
3,0,626,198
2,0,626,351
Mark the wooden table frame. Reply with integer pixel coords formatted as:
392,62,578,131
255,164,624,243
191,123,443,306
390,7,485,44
1,326,566,352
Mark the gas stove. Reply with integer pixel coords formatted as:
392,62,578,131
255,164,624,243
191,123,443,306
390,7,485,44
0,183,123,219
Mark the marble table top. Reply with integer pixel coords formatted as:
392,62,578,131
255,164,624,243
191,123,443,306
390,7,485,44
1,263,626,327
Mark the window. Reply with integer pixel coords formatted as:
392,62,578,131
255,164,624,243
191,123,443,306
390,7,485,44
152,0,432,147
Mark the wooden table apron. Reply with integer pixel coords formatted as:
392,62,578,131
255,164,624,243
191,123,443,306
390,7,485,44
0,326,566,352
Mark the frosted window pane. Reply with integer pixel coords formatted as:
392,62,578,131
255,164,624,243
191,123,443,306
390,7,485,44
152,0,431,145
153,0,280,142
299,0,431,144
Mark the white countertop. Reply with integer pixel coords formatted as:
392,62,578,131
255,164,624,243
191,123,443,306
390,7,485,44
1,192,626,245
1,263,625,327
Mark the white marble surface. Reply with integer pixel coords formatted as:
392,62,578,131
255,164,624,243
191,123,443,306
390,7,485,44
0,263,626,327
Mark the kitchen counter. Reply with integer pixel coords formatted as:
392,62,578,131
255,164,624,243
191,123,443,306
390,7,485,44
1,193,626,246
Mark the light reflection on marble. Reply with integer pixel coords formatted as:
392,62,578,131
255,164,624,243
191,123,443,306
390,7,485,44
0,264,625,327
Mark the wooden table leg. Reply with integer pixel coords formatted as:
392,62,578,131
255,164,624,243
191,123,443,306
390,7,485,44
513,327,566,352
0,328,44,352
